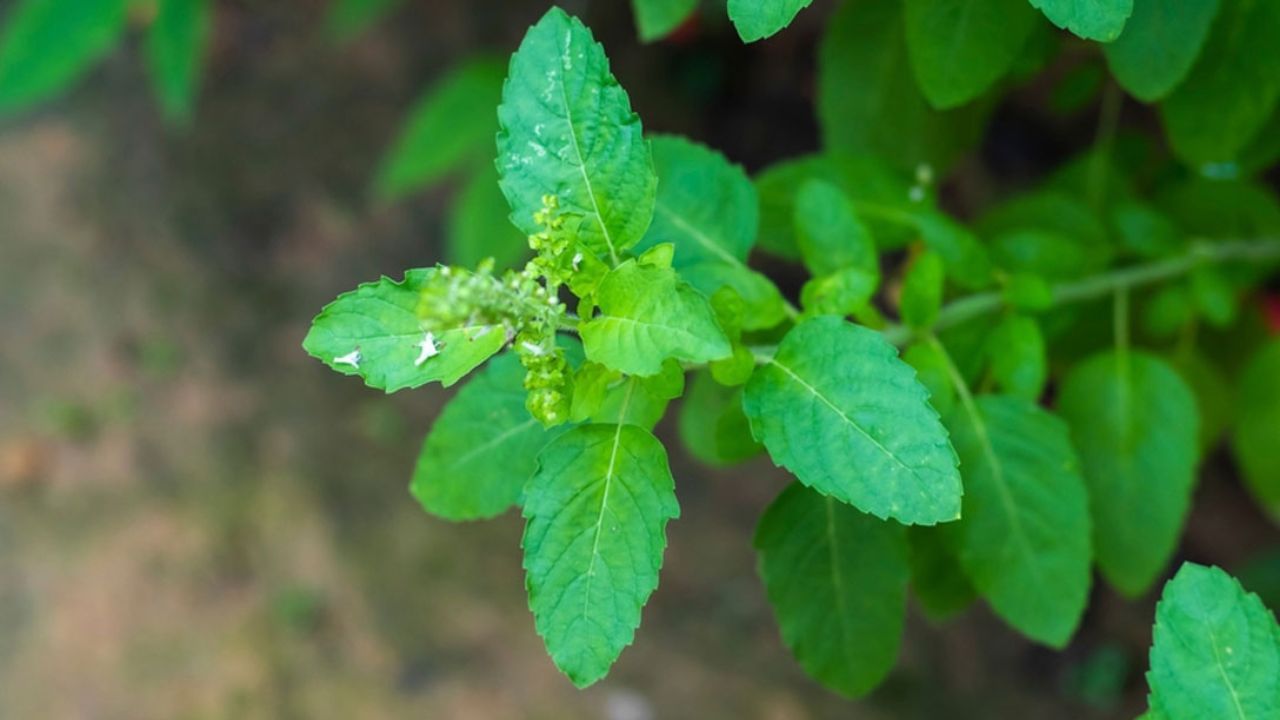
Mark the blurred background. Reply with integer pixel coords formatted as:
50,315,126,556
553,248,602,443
0,0,1277,718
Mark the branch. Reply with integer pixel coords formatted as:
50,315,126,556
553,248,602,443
878,238,1280,346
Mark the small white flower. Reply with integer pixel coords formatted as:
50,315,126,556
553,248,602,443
414,332,441,366
334,349,361,369
572,252,583,271
521,341,546,357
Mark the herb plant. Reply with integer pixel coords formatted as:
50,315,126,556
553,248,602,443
4,0,1274,713
304,2,1280,708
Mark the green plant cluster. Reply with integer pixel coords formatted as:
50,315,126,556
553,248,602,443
4,0,1279,714
302,5,1280,711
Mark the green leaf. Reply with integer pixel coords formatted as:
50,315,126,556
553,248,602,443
1110,201,1184,259
631,0,698,42
497,8,657,262
985,314,1047,401
1190,266,1238,327
977,191,1111,279
325,0,404,41
903,341,957,419
1156,177,1280,242
0,0,130,115
642,135,756,264
1170,350,1232,453
1146,563,1280,720
1160,0,1280,166
411,353,565,520
1103,0,1219,102
1044,142,1142,206
727,0,814,42
755,483,909,697
580,259,731,376
709,343,756,387
1239,106,1280,174
800,266,879,319
794,180,877,278
756,153,916,259
375,58,507,200
681,263,787,331
570,361,683,430
947,395,1092,647
937,321,996,388
522,423,679,687
1233,341,1280,519
303,269,506,392
1057,352,1199,596
638,135,785,330
743,317,962,525
904,0,1039,109
994,229,1099,280
1002,272,1054,312
145,0,211,125
446,161,530,271
1142,283,1195,340
900,251,944,330
678,370,762,466
1010,17,1062,80
819,0,991,174
1028,0,1133,41
911,209,995,290
909,526,976,620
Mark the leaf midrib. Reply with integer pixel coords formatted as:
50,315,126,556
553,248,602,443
589,314,722,353
581,383,635,621
769,357,926,484
824,497,860,678
1204,615,1249,719
554,28,619,265
961,401,1050,598
448,417,540,469
654,203,745,267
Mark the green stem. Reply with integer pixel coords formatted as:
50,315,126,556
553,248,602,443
1114,284,1130,355
747,237,1280,363
1174,314,1199,363
1114,284,1131,381
1086,80,1123,211
927,334,979,423
879,238,1280,345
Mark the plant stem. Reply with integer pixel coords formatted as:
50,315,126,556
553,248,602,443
634,238,1280,363
1086,80,1123,211
927,334,979,423
879,238,1280,345
1114,284,1131,379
